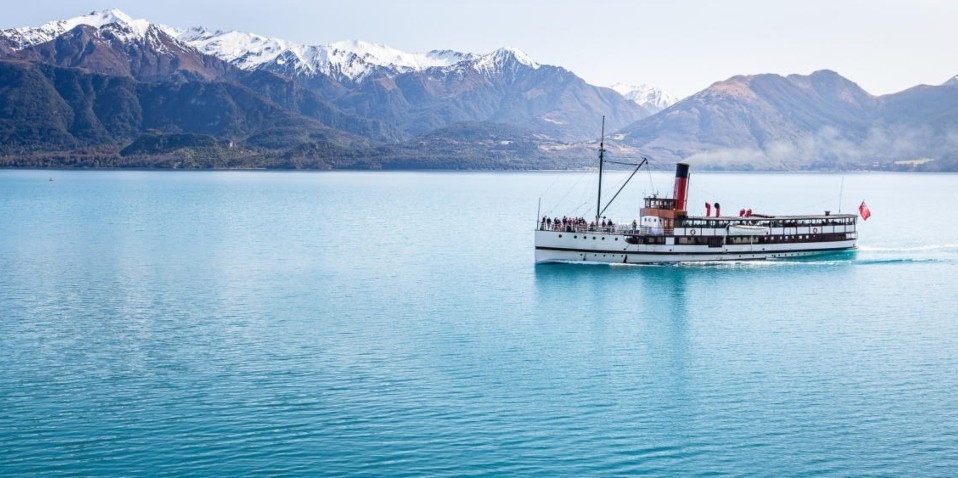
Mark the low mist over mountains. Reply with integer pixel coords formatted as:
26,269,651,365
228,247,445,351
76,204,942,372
1,9,956,170
615,71,958,170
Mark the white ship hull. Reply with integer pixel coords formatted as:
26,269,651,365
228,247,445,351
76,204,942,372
534,230,856,264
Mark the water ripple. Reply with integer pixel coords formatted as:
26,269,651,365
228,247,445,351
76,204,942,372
3,170,958,475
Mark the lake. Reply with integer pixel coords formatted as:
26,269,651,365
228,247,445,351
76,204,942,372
1,169,956,475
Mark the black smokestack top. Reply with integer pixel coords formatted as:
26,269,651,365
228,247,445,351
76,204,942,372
675,162,689,179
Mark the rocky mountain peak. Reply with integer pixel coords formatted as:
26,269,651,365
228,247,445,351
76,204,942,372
0,8,179,50
610,83,678,113
472,47,539,74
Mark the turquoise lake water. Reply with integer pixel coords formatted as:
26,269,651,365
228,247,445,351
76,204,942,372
1,170,957,475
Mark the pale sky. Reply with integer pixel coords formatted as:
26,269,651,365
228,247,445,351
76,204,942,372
6,0,957,99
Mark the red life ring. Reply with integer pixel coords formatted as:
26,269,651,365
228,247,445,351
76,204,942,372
812,227,818,234
690,229,696,235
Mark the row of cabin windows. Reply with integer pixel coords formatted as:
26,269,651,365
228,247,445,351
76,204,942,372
555,232,850,245
754,233,850,243
678,218,855,228
675,233,851,245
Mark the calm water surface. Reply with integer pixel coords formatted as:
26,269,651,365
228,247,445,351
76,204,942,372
1,170,957,475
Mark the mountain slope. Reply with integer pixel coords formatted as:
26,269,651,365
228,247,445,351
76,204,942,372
182,27,649,141
9,24,232,82
1,9,234,82
230,69,403,142
614,69,958,170
871,79,958,169
2,9,651,144
0,60,370,159
615,70,880,168
0,11,403,144
337,48,649,141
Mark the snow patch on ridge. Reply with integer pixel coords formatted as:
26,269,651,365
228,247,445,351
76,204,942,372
611,83,678,113
177,27,293,70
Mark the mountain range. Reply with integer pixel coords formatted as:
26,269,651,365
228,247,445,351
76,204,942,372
1,9,955,171
614,70,958,170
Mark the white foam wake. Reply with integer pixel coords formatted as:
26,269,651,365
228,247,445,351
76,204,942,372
858,244,958,253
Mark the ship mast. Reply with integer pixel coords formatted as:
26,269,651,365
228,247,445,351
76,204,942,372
596,116,606,224
593,115,647,219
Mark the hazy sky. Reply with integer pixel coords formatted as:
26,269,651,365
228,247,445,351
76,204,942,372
6,0,956,98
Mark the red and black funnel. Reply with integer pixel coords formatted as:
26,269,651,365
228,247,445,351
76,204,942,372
673,163,690,211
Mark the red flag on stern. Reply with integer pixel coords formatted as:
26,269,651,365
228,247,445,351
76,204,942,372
859,201,871,221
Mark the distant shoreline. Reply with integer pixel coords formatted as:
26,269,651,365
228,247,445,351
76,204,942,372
3,166,952,174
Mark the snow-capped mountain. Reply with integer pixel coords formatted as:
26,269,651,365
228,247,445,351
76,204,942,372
0,9,472,86
469,47,539,77
1,9,233,82
177,28,475,85
1,8,656,110
610,83,678,114
0,8,650,164
1,8,178,49
176,28,547,87
1,8,552,88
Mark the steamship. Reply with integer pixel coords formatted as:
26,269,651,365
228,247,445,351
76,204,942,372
534,123,858,264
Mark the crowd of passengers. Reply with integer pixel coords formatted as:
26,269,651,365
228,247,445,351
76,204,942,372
540,216,624,232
